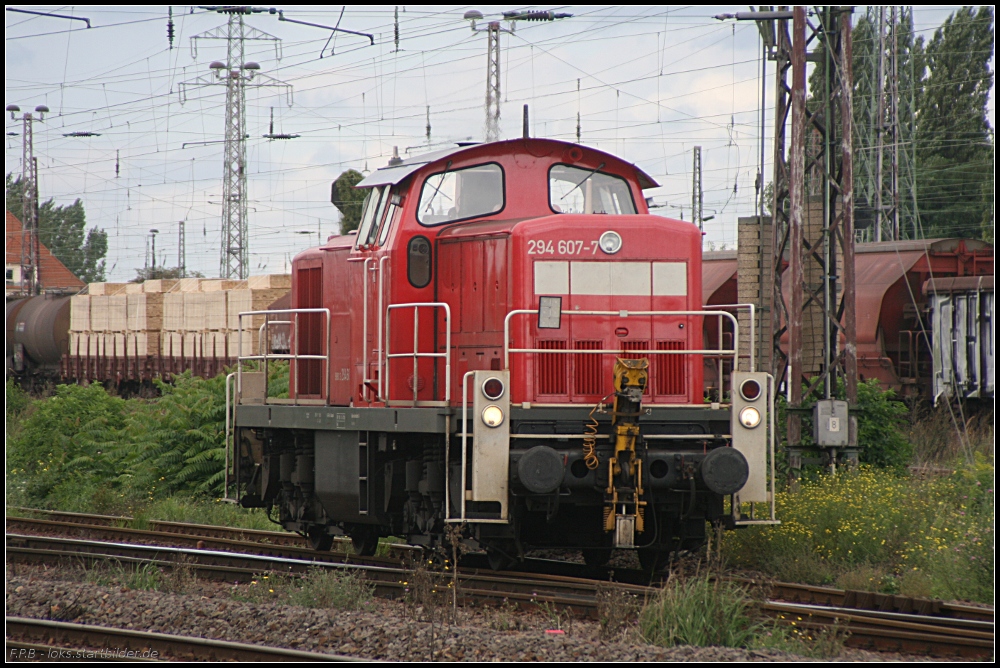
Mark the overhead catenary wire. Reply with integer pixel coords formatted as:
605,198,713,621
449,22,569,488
5,7,986,281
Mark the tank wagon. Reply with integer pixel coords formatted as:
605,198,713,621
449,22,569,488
229,138,777,570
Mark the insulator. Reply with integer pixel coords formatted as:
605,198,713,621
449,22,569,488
167,6,174,49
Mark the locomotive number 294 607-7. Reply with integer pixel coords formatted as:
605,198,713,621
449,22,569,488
526,239,598,255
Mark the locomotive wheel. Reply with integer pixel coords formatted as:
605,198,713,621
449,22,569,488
582,548,612,569
350,527,379,557
308,528,334,552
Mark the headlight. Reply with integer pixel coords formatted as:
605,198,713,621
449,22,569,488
482,405,505,428
482,377,505,400
739,406,761,429
739,378,761,401
599,230,622,254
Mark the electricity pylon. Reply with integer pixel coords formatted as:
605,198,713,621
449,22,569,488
181,8,291,279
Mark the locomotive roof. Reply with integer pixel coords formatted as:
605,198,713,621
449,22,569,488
355,138,659,190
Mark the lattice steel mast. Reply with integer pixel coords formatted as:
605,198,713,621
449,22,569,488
719,7,858,471
182,8,288,279
5,103,48,296
465,9,571,143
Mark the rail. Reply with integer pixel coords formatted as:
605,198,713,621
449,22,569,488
235,308,331,401
384,302,452,407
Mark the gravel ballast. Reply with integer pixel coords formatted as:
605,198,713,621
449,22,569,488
5,568,917,662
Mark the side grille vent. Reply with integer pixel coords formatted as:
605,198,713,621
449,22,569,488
537,340,567,395
574,340,603,396
655,340,686,396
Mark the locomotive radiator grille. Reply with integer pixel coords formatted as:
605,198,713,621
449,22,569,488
537,340,567,395
654,340,686,396
533,339,689,400
573,340,603,396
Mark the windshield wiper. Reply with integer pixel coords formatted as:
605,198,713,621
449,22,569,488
560,162,606,201
422,172,454,214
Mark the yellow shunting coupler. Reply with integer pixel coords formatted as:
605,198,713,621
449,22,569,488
605,357,649,547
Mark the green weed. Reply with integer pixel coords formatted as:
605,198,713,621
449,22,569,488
755,618,847,658
230,571,295,604
596,584,643,641
639,573,761,648
287,567,374,610
483,599,528,632
84,561,162,591
725,458,994,604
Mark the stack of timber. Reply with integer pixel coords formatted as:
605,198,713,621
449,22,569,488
65,274,290,381
127,279,173,358
227,274,291,357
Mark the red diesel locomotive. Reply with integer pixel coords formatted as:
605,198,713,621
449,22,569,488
230,138,776,570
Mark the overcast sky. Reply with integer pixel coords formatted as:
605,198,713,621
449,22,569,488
5,6,994,282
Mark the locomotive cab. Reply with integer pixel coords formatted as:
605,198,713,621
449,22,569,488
231,138,777,568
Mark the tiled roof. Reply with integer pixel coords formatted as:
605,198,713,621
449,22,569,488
6,210,85,290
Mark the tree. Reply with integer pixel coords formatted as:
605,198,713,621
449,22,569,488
331,169,367,234
850,9,921,238
6,173,109,283
914,7,994,240
130,266,204,283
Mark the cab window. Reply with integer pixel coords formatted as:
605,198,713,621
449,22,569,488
417,163,504,226
548,164,637,215
376,193,402,246
354,186,385,247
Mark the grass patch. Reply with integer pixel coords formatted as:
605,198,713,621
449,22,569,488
639,573,761,648
231,568,374,611
288,567,374,610
725,457,994,603
597,584,643,641
134,496,276,532
84,561,163,591
230,571,296,604
754,619,848,658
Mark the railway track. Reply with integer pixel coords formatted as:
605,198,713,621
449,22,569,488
5,514,405,569
760,578,993,623
5,532,650,616
8,507,418,556
762,601,993,658
6,617,358,662
7,510,994,658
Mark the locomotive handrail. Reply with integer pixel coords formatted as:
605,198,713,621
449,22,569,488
236,308,330,403
258,320,291,355
361,257,376,398
454,370,476,523
361,255,391,402
377,255,389,401
384,302,452,407
502,309,740,379
704,303,756,372
449,370,507,524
